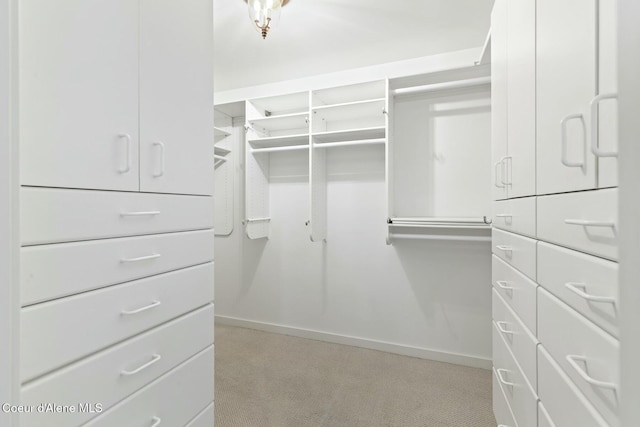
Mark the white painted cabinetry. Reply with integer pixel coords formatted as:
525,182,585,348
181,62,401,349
18,0,215,425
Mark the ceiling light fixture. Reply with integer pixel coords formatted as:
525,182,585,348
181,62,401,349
244,0,290,40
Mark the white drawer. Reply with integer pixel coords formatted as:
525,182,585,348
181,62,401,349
492,229,537,280
492,255,537,334
493,322,537,427
492,196,536,237
538,241,619,338
493,290,538,391
21,187,214,245
20,305,214,427
21,262,214,382
84,346,214,427
538,402,556,427
538,288,619,426
186,403,214,427
538,346,609,427
537,188,618,261
493,368,518,427
21,229,215,306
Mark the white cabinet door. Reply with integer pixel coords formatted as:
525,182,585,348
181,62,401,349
140,0,214,196
20,0,139,191
595,0,619,188
536,0,598,195
491,0,509,201
507,0,536,198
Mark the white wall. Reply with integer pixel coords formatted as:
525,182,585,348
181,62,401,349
0,0,18,424
619,0,640,424
215,119,492,367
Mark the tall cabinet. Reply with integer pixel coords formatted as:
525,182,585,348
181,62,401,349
492,0,620,426
18,0,215,426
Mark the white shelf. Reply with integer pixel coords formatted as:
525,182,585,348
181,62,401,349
248,91,309,118
248,113,309,136
312,80,386,107
313,127,386,143
248,133,309,149
312,98,386,112
214,146,231,156
312,98,386,123
252,145,309,153
214,127,231,138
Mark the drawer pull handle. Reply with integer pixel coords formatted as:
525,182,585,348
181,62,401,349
495,245,513,254
118,133,132,174
496,368,516,388
495,280,514,292
590,93,619,158
120,211,161,217
564,219,616,228
153,141,166,178
120,253,162,263
565,282,616,304
560,113,586,168
150,417,162,427
121,354,162,376
496,321,514,336
565,355,618,391
494,160,505,189
121,300,161,315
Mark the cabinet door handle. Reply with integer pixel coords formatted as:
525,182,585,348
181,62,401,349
118,133,132,174
502,156,512,185
120,253,161,263
494,160,505,188
564,219,616,228
590,93,619,158
150,417,162,427
120,211,161,217
565,354,617,391
560,113,586,167
495,245,513,254
495,280,514,292
153,141,165,177
496,368,516,387
120,354,162,376
495,321,514,336
121,300,161,315
565,282,616,304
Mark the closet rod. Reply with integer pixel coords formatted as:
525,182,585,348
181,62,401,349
388,223,491,229
314,138,385,149
388,233,491,242
389,216,492,225
245,217,271,223
392,77,491,96
251,145,309,153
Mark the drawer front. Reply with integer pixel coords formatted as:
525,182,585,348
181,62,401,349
186,403,214,427
492,229,537,280
538,288,619,426
493,368,518,427
21,262,214,382
22,229,215,306
538,402,556,427
538,241,619,337
492,255,537,334
21,187,214,245
537,188,618,261
492,196,536,237
20,305,214,427
538,346,609,427
493,322,537,427
493,290,538,391
84,346,214,427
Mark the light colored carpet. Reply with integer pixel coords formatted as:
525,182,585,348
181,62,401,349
214,324,496,427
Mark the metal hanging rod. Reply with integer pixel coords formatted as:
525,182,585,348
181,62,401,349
392,77,491,96
244,217,271,223
388,216,492,226
314,138,385,149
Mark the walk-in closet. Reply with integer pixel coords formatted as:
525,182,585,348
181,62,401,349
1,0,639,426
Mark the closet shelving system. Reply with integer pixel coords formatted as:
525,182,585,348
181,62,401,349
214,112,232,167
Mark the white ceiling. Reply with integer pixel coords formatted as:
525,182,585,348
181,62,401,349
213,0,494,92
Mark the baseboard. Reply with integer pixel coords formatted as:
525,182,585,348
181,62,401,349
215,315,492,370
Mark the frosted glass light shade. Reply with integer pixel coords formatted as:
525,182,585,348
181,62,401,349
247,0,283,39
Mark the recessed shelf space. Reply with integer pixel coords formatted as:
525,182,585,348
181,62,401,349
246,91,309,120
312,80,386,107
312,99,386,133
313,127,386,144
248,134,309,149
214,127,231,138
248,113,309,140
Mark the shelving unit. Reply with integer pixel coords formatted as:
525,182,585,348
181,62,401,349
214,109,234,236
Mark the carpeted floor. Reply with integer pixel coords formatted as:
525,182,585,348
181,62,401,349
214,324,496,427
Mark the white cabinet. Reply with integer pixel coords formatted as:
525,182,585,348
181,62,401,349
19,0,140,192
491,0,536,200
537,0,619,194
139,0,214,196
20,0,214,196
